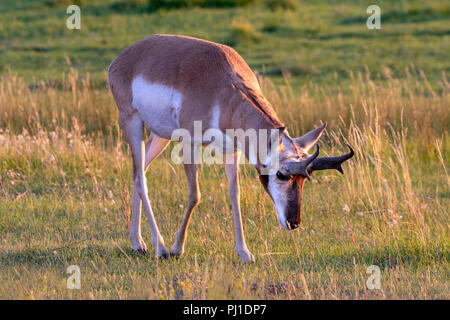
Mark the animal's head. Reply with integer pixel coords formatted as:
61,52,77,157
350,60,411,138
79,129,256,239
258,123,354,230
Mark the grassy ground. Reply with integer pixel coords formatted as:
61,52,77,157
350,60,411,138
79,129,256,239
0,0,449,299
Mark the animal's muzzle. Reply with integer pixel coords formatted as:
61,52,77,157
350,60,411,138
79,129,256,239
286,220,299,230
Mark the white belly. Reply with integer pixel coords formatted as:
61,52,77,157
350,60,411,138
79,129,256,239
131,76,182,139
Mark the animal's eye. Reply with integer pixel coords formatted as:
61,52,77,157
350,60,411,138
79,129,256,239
276,171,289,181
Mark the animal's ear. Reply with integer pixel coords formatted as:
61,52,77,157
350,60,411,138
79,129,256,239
269,126,285,146
294,122,327,152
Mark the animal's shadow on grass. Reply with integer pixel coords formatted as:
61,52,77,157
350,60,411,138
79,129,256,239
277,241,448,273
0,243,153,269
1,240,447,271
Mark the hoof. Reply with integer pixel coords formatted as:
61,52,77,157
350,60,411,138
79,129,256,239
238,249,255,264
169,251,182,259
156,246,170,260
131,236,147,253
241,256,255,264
134,248,147,255
170,242,184,258
157,252,169,260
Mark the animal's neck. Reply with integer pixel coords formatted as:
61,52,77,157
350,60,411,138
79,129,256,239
229,96,284,172
237,87,282,128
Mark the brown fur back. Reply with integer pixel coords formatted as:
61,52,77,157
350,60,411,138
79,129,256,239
108,34,283,129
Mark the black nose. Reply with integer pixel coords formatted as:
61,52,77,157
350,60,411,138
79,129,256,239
287,221,299,230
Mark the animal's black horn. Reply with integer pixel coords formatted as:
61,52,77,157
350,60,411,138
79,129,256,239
307,144,354,174
283,144,320,180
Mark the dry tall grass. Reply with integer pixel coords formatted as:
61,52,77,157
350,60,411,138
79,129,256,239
0,69,448,299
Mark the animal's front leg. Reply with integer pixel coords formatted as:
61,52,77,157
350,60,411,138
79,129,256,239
225,153,255,264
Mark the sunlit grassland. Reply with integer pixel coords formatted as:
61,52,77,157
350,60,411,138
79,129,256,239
0,67,448,299
0,0,449,300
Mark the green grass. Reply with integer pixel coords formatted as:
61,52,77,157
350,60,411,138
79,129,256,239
0,70,448,299
0,0,449,299
0,0,449,87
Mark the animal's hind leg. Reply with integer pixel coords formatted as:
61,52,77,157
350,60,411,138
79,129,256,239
144,133,170,171
170,163,200,257
130,182,146,253
129,132,170,253
122,113,168,258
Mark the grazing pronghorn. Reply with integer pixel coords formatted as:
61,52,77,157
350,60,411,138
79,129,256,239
108,34,353,263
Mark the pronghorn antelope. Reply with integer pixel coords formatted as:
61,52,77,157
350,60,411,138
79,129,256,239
108,34,353,263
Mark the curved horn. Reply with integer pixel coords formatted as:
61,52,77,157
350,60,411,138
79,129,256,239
283,144,320,180
307,144,354,174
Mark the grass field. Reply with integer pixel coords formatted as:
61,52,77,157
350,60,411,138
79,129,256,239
0,0,449,299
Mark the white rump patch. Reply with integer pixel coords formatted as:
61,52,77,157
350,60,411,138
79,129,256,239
131,75,182,139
